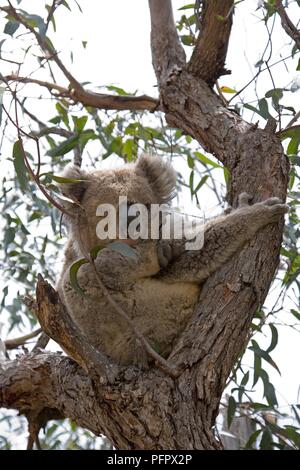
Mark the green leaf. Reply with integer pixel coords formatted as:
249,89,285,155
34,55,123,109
47,135,79,157
220,86,237,94
109,242,138,260
259,428,273,450
4,21,20,36
22,13,47,37
260,370,278,407
90,244,105,260
244,103,269,120
4,227,15,249
279,125,300,141
245,429,262,449
178,4,195,10
266,324,278,353
265,88,283,110
56,102,69,128
193,175,209,194
106,85,130,96
258,98,270,119
13,140,28,192
227,396,236,428
290,309,300,321
79,129,97,150
69,258,89,297
194,152,222,169
187,155,195,169
72,115,88,133
61,0,71,11
122,139,137,161
180,35,195,46
287,137,300,156
0,86,5,126
223,167,230,186
44,174,83,184
283,426,300,448
250,339,280,374
238,370,249,401
189,170,194,198
253,351,262,387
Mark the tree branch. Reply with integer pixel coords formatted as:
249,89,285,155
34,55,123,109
275,0,300,50
5,328,42,350
0,349,220,449
0,352,106,438
148,0,186,85
188,0,234,85
1,3,83,91
2,74,158,111
35,275,120,383
1,3,158,112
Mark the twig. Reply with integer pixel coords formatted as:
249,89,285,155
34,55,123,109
32,333,50,352
2,101,74,217
5,329,42,350
275,0,300,50
285,109,300,129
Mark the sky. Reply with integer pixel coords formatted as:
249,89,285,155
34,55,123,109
0,0,300,445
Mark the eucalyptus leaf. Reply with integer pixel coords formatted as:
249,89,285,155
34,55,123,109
109,242,138,260
69,258,89,297
13,140,28,192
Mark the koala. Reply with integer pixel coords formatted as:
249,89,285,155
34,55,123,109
57,154,287,367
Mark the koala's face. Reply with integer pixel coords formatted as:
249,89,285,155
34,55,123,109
60,154,177,256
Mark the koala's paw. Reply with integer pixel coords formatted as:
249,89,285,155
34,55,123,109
257,197,288,221
157,240,174,269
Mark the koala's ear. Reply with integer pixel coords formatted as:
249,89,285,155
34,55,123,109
58,165,88,204
136,154,177,203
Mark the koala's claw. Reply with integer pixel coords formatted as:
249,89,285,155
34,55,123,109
157,240,173,268
259,197,288,219
268,202,289,216
260,197,283,206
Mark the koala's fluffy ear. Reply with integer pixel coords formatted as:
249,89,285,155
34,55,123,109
136,154,177,203
59,165,88,205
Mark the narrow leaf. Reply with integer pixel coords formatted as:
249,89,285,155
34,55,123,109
109,242,138,260
227,396,236,428
69,258,89,297
13,140,28,192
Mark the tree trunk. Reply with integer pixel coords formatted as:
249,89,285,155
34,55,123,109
0,0,289,450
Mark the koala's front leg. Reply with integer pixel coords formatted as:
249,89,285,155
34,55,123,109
157,194,288,284
89,240,162,290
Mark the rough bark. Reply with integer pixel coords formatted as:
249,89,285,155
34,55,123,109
188,0,234,85
0,0,289,450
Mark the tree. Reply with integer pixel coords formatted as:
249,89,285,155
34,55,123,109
0,0,300,450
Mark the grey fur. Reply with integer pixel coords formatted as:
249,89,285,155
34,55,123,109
57,157,288,366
